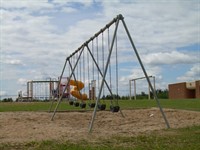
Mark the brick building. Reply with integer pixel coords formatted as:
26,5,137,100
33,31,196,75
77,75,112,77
168,80,200,99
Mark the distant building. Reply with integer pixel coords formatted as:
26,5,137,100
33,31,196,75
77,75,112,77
168,80,200,99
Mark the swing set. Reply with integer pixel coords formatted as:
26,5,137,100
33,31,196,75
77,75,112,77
49,14,170,132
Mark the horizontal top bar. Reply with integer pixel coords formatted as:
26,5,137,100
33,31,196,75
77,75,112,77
130,76,153,81
27,80,59,83
66,14,124,60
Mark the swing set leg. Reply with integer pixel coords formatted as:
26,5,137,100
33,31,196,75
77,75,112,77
119,109,125,118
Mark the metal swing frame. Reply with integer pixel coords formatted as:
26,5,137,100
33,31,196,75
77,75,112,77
49,14,170,132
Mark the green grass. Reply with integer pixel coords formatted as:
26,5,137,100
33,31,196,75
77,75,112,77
119,99,200,111
0,99,200,112
0,101,87,112
1,125,200,150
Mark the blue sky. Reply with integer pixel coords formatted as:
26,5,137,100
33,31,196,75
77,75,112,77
0,0,199,99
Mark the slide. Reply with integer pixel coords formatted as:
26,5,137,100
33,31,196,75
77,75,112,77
69,80,88,100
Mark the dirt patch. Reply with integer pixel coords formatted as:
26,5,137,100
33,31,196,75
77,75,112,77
0,108,200,144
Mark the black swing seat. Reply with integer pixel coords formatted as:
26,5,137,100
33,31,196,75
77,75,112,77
69,101,74,105
98,104,106,110
74,101,79,107
88,103,95,108
80,102,86,108
110,105,120,112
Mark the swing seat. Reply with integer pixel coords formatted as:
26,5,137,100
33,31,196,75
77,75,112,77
69,101,74,105
89,103,95,108
98,104,106,110
74,102,79,107
80,103,86,109
110,105,120,112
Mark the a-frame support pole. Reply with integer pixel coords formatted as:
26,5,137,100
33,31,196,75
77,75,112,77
88,17,120,133
49,58,68,112
51,47,84,120
121,17,170,129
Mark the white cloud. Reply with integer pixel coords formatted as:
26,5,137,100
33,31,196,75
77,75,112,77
117,65,163,94
121,66,161,82
61,7,77,13
0,0,53,12
5,59,23,65
100,1,198,50
177,64,200,82
52,0,93,7
0,91,7,96
17,78,28,85
0,54,24,65
142,51,198,66
1,10,58,51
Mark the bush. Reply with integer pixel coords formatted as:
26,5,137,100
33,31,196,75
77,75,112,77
2,98,13,102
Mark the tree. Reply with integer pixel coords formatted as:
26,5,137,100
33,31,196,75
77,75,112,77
153,89,168,99
2,98,13,102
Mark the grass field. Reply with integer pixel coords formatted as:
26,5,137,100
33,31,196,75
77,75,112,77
0,99,200,112
0,99,200,150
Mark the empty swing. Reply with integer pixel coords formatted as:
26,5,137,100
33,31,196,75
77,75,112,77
67,61,74,106
88,40,96,108
80,49,86,109
68,53,81,107
95,35,106,111
109,24,120,113
73,54,80,107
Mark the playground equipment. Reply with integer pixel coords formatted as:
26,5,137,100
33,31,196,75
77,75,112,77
58,77,70,99
26,79,59,101
129,76,156,100
24,77,72,101
50,14,170,132
69,79,87,100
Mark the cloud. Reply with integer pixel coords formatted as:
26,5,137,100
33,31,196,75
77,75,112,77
0,91,7,96
100,1,198,49
123,66,161,81
1,54,24,66
17,78,28,86
142,51,198,66
52,0,93,7
117,65,163,93
5,59,23,65
177,64,200,82
1,7,68,78
0,0,54,12
61,7,77,13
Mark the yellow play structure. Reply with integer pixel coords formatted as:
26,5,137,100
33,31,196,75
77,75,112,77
69,80,87,100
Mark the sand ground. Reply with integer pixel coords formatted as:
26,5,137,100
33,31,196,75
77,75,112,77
0,108,200,144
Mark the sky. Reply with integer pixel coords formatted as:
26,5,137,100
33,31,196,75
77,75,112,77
0,0,200,100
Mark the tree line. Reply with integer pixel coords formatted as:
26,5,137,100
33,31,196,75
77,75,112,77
0,98,13,102
0,89,168,102
102,89,168,100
